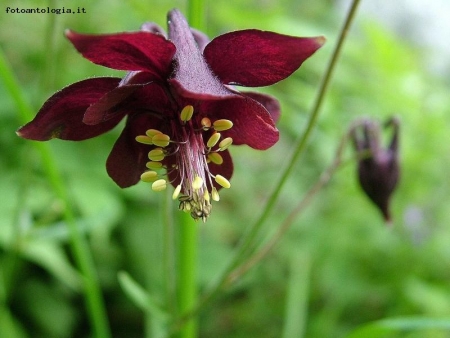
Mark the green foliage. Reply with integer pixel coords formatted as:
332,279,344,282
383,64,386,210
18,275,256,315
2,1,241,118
1,0,450,337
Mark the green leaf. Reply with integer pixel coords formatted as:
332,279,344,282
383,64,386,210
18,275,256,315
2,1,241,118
21,240,82,291
346,317,450,338
0,305,28,338
282,249,311,338
118,271,169,322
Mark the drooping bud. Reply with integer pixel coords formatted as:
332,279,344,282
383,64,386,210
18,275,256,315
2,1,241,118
351,117,400,223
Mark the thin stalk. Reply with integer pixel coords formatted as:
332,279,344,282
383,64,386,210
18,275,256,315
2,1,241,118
187,0,206,30
226,129,366,283
176,213,198,338
0,49,111,338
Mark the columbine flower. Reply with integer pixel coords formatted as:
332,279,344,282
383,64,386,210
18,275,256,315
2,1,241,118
17,9,324,221
351,117,400,223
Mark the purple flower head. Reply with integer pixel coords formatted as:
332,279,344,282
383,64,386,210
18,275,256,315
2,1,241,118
17,9,325,221
351,117,400,223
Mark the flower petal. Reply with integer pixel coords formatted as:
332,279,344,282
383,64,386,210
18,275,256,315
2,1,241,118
84,78,171,125
17,77,123,141
65,30,176,76
242,91,281,123
204,30,325,86
140,22,167,36
201,96,279,150
106,113,163,188
167,9,236,100
83,83,144,125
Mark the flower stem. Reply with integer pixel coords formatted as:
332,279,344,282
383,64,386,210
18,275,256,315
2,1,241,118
176,212,198,338
187,0,206,30
0,49,111,338
226,127,362,282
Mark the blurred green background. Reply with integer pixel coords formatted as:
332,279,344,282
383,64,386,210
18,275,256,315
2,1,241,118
1,0,450,337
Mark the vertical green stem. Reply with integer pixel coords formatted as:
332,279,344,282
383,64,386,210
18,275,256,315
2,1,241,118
0,50,111,338
187,0,206,30
176,213,198,338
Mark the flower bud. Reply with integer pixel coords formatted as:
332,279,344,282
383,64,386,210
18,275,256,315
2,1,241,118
351,117,400,223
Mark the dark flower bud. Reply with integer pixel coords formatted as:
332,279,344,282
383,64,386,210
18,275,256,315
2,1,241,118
351,117,400,223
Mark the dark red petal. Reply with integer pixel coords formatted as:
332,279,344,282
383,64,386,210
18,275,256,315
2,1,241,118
17,78,123,141
83,83,144,125
84,79,171,125
167,9,237,100
204,30,325,86
242,91,281,123
106,113,163,188
201,96,279,150
65,30,176,76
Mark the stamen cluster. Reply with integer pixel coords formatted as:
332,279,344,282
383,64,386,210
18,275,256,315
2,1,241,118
136,105,233,222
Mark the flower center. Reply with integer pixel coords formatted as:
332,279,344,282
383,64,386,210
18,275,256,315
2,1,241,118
135,105,233,222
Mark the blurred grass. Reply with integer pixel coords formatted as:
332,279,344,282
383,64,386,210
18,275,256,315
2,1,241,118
1,0,450,337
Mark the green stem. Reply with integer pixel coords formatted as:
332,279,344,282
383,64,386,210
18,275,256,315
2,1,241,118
176,213,198,338
0,49,111,338
187,0,206,30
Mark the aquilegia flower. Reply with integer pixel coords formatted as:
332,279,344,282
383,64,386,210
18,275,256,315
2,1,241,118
351,117,400,223
17,9,324,221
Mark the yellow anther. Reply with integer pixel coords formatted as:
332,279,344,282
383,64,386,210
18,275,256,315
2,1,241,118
207,152,223,165
146,129,163,138
204,190,210,202
211,187,220,201
206,132,221,148
215,175,231,189
192,175,203,190
201,117,211,130
135,135,153,145
152,179,167,192
146,161,163,169
140,171,158,182
152,133,170,147
184,202,192,212
213,119,233,131
218,137,233,151
148,148,165,161
172,184,182,200
180,105,194,122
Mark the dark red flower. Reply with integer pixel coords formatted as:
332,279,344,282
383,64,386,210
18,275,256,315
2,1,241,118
351,117,400,223
17,9,325,221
